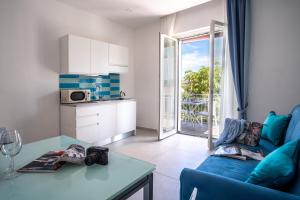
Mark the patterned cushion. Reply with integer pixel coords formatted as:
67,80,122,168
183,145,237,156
236,121,263,146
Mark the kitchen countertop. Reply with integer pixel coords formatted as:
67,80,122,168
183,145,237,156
60,98,136,107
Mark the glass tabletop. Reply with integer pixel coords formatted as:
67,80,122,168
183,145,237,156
0,135,155,200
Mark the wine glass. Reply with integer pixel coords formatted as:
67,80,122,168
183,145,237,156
1,129,22,179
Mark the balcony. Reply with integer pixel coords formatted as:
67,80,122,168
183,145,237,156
180,94,221,138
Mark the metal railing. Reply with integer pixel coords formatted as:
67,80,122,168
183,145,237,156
181,94,221,128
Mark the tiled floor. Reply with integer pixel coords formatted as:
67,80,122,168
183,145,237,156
105,128,211,200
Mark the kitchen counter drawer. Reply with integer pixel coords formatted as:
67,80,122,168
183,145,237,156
76,114,99,128
76,106,99,117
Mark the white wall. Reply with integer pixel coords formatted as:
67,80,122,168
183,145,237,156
0,0,135,143
134,22,160,129
174,0,224,34
248,0,300,122
134,0,225,130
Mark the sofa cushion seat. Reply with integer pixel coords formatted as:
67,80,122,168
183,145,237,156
197,156,259,181
196,139,277,181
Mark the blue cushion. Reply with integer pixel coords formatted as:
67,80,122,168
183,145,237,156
246,140,300,189
285,105,300,143
258,139,277,155
197,156,259,181
261,111,291,146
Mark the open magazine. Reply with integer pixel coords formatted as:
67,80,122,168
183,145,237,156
213,145,264,161
18,144,86,173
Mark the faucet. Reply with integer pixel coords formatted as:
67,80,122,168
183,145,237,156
120,90,126,98
96,85,102,99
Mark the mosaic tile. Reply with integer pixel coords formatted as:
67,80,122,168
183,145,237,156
111,87,120,91
59,73,120,99
59,78,79,83
59,83,80,89
59,74,80,78
110,79,120,83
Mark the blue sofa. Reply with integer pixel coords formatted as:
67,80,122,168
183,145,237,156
180,105,300,200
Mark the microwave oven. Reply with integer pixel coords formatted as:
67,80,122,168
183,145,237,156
60,89,91,104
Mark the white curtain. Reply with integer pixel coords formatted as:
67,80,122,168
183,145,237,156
160,13,177,36
219,24,238,131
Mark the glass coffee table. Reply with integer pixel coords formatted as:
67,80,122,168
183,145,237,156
0,136,155,200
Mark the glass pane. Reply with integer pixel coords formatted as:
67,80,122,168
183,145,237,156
212,25,224,138
160,36,177,135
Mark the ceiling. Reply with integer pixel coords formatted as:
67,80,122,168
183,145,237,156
58,0,212,28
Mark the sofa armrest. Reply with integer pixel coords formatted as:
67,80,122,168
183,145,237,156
180,168,300,200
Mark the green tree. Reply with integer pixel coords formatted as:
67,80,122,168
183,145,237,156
182,65,222,98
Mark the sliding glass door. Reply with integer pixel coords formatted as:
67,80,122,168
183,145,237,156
158,33,179,140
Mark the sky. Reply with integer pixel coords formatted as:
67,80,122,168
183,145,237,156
181,37,223,74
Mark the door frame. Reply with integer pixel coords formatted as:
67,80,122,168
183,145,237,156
158,33,179,140
158,20,225,147
176,30,211,136
208,20,225,150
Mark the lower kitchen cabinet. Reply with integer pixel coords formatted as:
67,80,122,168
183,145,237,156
77,124,99,144
60,100,136,144
117,101,136,134
97,103,117,140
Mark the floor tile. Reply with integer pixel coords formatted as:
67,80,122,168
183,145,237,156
105,129,209,200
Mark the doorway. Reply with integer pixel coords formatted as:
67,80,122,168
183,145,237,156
179,28,224,139
159,21,225,149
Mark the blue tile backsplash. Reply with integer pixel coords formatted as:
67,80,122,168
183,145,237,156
59,74,120,100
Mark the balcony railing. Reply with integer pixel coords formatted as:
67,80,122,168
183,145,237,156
181,94,221,135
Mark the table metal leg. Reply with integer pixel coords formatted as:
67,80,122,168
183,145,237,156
113,173,153,200
143,173,153,200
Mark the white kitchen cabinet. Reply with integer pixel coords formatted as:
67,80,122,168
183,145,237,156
60,34,129,75
116,101,136,134
77,124,99,144
61,105,101,144
60,35,91,74
60,100,136,144
108,44,129,73
97,103,117,140
91,40,109,75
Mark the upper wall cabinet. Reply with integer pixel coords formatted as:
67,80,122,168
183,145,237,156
61,35,91,74
91,40,109,75
60,34,128,75
109,44,129,73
